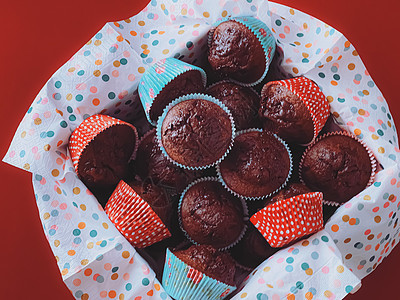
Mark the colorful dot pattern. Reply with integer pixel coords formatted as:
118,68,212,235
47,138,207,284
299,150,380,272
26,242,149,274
270,76,330,144
251,192,324,247
68,114,138,171
235,230,360,299
105,180,171,248
2,0,399,299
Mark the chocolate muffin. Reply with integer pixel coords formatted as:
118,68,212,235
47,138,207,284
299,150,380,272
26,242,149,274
127,179,171,227
77,125,137,200
180,179,245,249
208,20,266,84
149,70,204,123
174,244,236,286
260,82,314,144
160,97,233,168
218,130,291,199
134,129,200,193
230,223,277,269
206,81,260,130
300,133,374,204
271,182,312,203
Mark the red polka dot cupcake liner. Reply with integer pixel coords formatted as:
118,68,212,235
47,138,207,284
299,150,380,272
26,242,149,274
68,114,138,173
105,180,171,248
250,192,324,248
263,76,330,145
298,130,377,207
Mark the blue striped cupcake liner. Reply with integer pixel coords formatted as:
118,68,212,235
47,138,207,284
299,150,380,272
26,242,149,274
216,128,293,201
156,93,236,170
162,248,236,300
208,16,276,87
177,177,248,251
138,58,207,125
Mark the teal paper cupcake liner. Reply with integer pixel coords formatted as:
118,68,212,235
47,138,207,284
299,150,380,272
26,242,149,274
156,93,236,170
177,177,248,251
208,16,276,87
216,128,293,201
162,248,236,300
138,58,207,125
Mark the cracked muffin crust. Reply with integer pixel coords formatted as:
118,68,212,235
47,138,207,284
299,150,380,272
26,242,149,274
173,244,236,286
160,98,233,168
300,134,373,203
180,180,245,249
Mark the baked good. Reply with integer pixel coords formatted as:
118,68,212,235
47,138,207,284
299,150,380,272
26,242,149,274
218,129,291,199
300,132,375,204
260,82,314,144
174,245,236,286
230,223,277,269
208,17,275,85
138,58,206,124
159,96,233,169
134,129,200,193
271,182,312,202
180,179,246,249
68,114,138,202
206,81,260,130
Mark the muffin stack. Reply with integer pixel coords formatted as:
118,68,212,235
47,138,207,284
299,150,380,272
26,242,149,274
68,16,377,300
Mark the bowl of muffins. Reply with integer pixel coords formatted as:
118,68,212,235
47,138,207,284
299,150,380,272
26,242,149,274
5,1,398,299
64,15,379,299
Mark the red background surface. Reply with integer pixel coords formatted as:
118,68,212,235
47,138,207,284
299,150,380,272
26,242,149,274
0,0,399,299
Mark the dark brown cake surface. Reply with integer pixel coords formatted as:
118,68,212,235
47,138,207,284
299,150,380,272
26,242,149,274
260,82,314,144
208,20,266,84
219,130,291,198
174,245,236,286
180,180,245,249
134,129,200,193
78,125,136,197
230,224,277,269
271,182,312,202
149,70,204,123
161,98,232,168
206,81,260,130
301,134,372,203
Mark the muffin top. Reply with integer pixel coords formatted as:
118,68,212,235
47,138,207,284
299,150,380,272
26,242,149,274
161,98,233,168
150,70,204,123
78,124,136,197
271,182,312,203
134,129,200,193
174,244,236,286
260,82,314,144
300,134,373,203
180,180,245,249
206,81,260,130
208,20,266,84
218,130,291,198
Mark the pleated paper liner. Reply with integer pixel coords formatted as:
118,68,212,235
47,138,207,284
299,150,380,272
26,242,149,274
177,177,248,251
250,192,324,248
104,180,171,248
156,93,236,170
298,130,377,207
68,114,138,173
216,128,293,201
162,248,236,300
138,57,207,125
208,16,276,87
261,76,330,145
